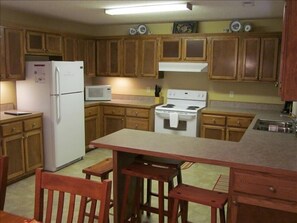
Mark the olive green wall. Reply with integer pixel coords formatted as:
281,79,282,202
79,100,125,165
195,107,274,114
0,6,284,106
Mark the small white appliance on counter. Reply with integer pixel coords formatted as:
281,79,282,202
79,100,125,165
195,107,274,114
155,89,207,137
16,61,85,171
85,85,112,101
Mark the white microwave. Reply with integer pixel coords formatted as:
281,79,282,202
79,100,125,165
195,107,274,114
85,85,112,101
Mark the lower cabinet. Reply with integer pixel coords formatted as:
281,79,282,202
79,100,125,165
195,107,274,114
84,105,100,151
101,105,154,136
0,115,43,183
228,168,297,223
200,112,253,141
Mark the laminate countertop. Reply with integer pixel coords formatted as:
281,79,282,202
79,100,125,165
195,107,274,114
85,99,161,109
0,111,43,124
91,108,297,177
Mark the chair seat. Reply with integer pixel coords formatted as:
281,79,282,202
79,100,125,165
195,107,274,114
83,158,113,178
169,184,228,209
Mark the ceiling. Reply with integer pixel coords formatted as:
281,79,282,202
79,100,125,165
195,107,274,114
0,0,285,25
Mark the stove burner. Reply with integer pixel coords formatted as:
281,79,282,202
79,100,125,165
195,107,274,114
187,106,200,110
162,104,175,108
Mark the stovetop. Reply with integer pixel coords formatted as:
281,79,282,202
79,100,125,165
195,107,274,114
156,103,204,113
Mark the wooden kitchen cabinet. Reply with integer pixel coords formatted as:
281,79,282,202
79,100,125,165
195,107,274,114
84,105,100,151
160,36,206,61
102,106,125,136
241,36,280,82
63,36,77,61
208,36,239,80
0,27,25,80
0,115,43,183
26,30,62,55
96,38,122,76
123,38,138,77
86,40,96,77
280,0,297,100
126,108,151,131
228,168,297,223
200,112,253,142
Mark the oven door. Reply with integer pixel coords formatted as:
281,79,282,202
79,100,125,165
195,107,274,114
154,110,198,137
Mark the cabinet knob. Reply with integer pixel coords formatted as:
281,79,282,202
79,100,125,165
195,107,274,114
32,123,36,127
232,200,238,206
237,120,241,125
269,186,276,193
212,119,216,124
11,127,16,132
135,112,138,116
135,124,138,129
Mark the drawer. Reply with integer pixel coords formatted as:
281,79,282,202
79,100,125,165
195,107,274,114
126,117,149,131
85,106,98,117
1,121,23,136
232,170,297,202
126,108,149,118
202,114,226,126
227,116,252,128
24,117,42,131
103,106,125,116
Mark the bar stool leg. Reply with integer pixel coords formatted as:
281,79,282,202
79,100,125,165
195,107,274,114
121,175,132,223
134,178,142,223
170,198,179,223
158,182,164,223
181,200,188,223
211,207,217,223
146,178,152,216
219,208,226,223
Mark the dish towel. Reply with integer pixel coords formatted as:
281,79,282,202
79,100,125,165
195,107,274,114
169,112,179,128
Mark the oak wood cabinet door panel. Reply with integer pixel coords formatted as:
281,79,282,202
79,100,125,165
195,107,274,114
160,37,181,61
126,117,149,131
63,37,77,61
0,27,5,79
183,37,207,61
45,33,62,54
123,39,138,77
24,130,43,172
96,39,108,76
86,40,96,77
259,37,279,81
84,106,100,150
108,40,121,76
208,37,239,80
226,127,246,142
5,28,25,80
280,0,297,100
76,39,87,63
26,31,45,53
139,38,160,77
103,115,125,136
201,125,225,140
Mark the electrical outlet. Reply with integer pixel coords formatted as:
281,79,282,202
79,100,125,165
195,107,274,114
229,91,234,98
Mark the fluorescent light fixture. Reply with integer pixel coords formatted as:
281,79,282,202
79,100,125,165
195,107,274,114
105,3,192,15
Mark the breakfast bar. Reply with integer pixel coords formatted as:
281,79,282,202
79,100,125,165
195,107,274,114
91,125,297,223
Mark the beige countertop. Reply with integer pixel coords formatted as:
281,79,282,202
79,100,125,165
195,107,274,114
0,111,43,124
85,99,161,108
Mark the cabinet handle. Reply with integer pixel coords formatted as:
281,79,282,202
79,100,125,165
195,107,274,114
232,200,238,206
135,124,138,129
135,112,138,116
269,186,276,193
212,119,216,124
32,123,36,127
11,127,16,132
237,120,241,126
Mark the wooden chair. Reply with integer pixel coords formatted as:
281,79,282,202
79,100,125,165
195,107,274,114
34,168,112,223
0,155,9,211
169,184,228,223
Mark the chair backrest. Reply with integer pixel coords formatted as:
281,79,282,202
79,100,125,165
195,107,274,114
34,168,112,223
0,155,9,210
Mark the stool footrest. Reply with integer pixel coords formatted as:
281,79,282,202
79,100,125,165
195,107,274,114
82,158,113,178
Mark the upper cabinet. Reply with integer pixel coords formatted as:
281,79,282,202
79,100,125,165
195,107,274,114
280,0,297,100
96,38,122,77
26,30,62,55
160,36,206,61
122,38,138,77
0,27,25,80
63,37,77,61
208,36,239,80
241,35,280,82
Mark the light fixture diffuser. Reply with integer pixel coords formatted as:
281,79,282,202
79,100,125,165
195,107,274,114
105,3,192,15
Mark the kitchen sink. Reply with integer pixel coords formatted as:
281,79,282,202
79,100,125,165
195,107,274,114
253,119,295,133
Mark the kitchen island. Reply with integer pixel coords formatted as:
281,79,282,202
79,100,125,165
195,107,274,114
91,110,297,223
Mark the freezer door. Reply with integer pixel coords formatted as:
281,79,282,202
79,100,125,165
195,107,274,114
49,92,85,170
50,61,84,95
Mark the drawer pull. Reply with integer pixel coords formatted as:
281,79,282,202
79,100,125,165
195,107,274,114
237,120,240,125
32,123,36,127
11,127,16,132
269,186,276,193
212,119,216,124
232,200,238,206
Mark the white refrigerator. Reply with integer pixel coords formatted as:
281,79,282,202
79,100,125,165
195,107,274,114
17,61,85,171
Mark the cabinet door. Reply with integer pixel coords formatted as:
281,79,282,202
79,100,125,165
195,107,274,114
123,39,138,77
24,130,43,172
259,37,279,81
96,39,108,76
5,28,25,80
103,115,125,136
46,33,62,54
139,38,159,77
241,38,260,81
183,37,207,61
0,27,5,80
77,39,87,62
226,127,245,142
208,37,239,80
85,115,100,150
26,31,45,53
86,40,96,77
280,0,297,100
2,134,26,181
64,37,77,61
108,40,121,76
201,125,225,140
160,37,181,61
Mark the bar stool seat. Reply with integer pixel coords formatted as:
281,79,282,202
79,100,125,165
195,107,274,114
169,184,228,223
121,162,179,223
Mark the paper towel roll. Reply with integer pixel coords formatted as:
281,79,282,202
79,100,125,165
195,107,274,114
292,102,297,116
169,112,179,128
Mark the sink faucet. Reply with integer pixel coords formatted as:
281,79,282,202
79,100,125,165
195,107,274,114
280,113,297,136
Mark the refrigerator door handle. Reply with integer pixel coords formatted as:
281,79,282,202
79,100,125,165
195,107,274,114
55,67,61,123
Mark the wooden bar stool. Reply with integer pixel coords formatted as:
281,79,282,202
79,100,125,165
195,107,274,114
168,184,228,223
120,162,179,223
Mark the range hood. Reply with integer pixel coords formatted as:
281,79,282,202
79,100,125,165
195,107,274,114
158,62,208,72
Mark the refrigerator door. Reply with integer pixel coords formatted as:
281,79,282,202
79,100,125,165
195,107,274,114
50,61,84,95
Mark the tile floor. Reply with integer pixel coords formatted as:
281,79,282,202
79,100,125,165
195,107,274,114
4,148,229,222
